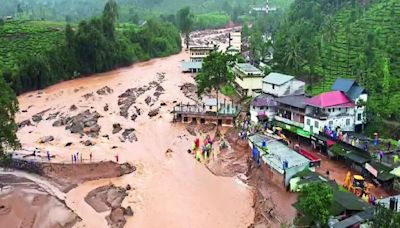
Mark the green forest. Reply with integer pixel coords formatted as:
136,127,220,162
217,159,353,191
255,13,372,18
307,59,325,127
0,1,181,94
272,0,400,136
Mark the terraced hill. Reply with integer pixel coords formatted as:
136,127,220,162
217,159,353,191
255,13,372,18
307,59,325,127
313,0,400,95
0,20,65,72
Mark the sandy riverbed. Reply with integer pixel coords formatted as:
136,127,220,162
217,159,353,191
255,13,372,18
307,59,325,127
11,27,255,228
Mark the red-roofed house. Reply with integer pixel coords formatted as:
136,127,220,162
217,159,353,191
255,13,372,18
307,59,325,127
303,91,356,134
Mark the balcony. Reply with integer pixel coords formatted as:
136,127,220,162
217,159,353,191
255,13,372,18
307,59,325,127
274,115,304,128
306,112,329,120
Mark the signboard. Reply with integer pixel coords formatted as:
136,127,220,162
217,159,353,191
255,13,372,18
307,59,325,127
296,129,311,138
365,163,378,177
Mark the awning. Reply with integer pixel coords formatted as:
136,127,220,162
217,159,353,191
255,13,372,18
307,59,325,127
327,139,336,147
344,152,371,165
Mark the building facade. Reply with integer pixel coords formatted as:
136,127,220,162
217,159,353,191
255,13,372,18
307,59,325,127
262,72,305,97
303,91,356,134
233,63,264,97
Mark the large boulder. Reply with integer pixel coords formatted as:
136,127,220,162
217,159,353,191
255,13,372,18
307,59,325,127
18,120,32,128
39,136,54,144
122,128,137,143
148,108,160,118
97,86,113,95
112,124,122,134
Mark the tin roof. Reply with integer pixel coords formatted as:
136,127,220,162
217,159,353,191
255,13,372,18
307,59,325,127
262,72,294,85
236,63,262,74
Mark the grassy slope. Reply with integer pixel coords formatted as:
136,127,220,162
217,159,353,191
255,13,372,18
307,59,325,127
311,0,400,95
0,20,65,73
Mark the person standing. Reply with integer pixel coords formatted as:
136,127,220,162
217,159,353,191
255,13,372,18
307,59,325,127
387,141,392,151
47,151,51,161
71,154,74,164
90,152,92,162
115,154,119,163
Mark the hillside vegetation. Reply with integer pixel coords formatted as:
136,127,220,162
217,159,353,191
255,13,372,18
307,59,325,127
274,0,400,134
0,1,181,94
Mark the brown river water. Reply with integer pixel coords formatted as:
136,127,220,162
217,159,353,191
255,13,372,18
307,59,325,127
14,28,255,228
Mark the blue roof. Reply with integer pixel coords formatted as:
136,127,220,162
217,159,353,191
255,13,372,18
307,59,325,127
331,78,366,100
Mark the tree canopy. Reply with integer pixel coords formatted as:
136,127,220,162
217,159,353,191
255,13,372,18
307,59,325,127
0,75,19,166
177,6,194,49
373,203,400,228
297,182,333,225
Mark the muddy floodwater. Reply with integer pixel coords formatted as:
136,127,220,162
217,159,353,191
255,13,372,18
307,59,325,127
13,28,255,228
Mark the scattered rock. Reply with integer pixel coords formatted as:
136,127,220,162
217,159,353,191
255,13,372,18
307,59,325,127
113,124,122,134
186,125,197,136
82,93,94,100
148,108,160,118
97,86,113,95
104,104,109,112
18,120,32,128
179,83,197,101
126,185,131,191
46,112,60,120
145,96,151,105
156,85,165,92
111,146,118,149
81,140,95,146
73,88,80,93
22,110,28,113
130,114,137,121
107,207,126,228
160,102,167,106
39,136,54,144
165,149,173,158
124,206,134,216
70,105,78,111
173,100,177,104
32,108,51,123
64,110,102,137
153,91,162,98
134,106,141,116
122,128,137,143
102,134,110,140
65,142,73,147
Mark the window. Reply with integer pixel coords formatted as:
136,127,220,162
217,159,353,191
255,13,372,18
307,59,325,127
307,119,311,126
357,113,362,121
209,106,212,110
272,84,275,89
346,119,350,126
253,106,255,110
328,108,331,112
339,108,341,111
260,107,264,110
329,121,333,126
315,121,319,128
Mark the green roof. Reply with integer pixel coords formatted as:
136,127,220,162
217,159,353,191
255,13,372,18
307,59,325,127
369,161,395,181
344,151,371,164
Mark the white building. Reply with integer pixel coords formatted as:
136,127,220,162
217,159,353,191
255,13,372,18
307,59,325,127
331,78,368,131
262,72,305,97
182,45,216,73
233,63,264,97
303,91,356,134
250,94,277,123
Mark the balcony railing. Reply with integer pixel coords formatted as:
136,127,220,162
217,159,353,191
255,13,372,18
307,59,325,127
173,105,240,117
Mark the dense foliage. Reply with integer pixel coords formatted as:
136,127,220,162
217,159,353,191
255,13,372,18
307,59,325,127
196,52,237,106
273,0,400,126
0,0,268,22
0,75,19,167
0,1,181,94
373,203,400,228
297,182,333,226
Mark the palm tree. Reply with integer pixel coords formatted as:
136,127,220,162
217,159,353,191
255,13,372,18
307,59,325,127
323,16,338,80
283,35,303,74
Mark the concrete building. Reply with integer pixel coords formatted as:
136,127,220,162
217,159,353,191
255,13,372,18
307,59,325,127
262,72,305,97
233,63,264,97
181,45,216,73
189,46,216,62
331,78,368,131
274,95,309,129
304,91,356,134
228,31,242,52
172,98,240,126
250,94,277,124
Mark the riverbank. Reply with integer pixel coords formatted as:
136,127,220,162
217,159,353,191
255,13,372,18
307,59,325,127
9,27,255,228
